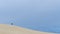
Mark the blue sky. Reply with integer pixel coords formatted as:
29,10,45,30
0,0,60,33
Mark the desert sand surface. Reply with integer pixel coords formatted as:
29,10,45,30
0,24,55,34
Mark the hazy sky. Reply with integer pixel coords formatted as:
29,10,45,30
0,0,60,33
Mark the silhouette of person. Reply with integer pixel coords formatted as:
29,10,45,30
11,23,13,25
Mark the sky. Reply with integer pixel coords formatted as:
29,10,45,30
0,0,60,33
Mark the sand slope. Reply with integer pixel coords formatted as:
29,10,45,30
0,24,55,34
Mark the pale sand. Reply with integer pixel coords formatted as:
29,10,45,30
0,24,55,34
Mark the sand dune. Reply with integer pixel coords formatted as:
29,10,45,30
0,24,55,34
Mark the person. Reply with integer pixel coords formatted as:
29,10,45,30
11,23,13,25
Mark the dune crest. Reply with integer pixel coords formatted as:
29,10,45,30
0,24,55,34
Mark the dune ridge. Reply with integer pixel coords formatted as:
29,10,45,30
0,24,55,34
